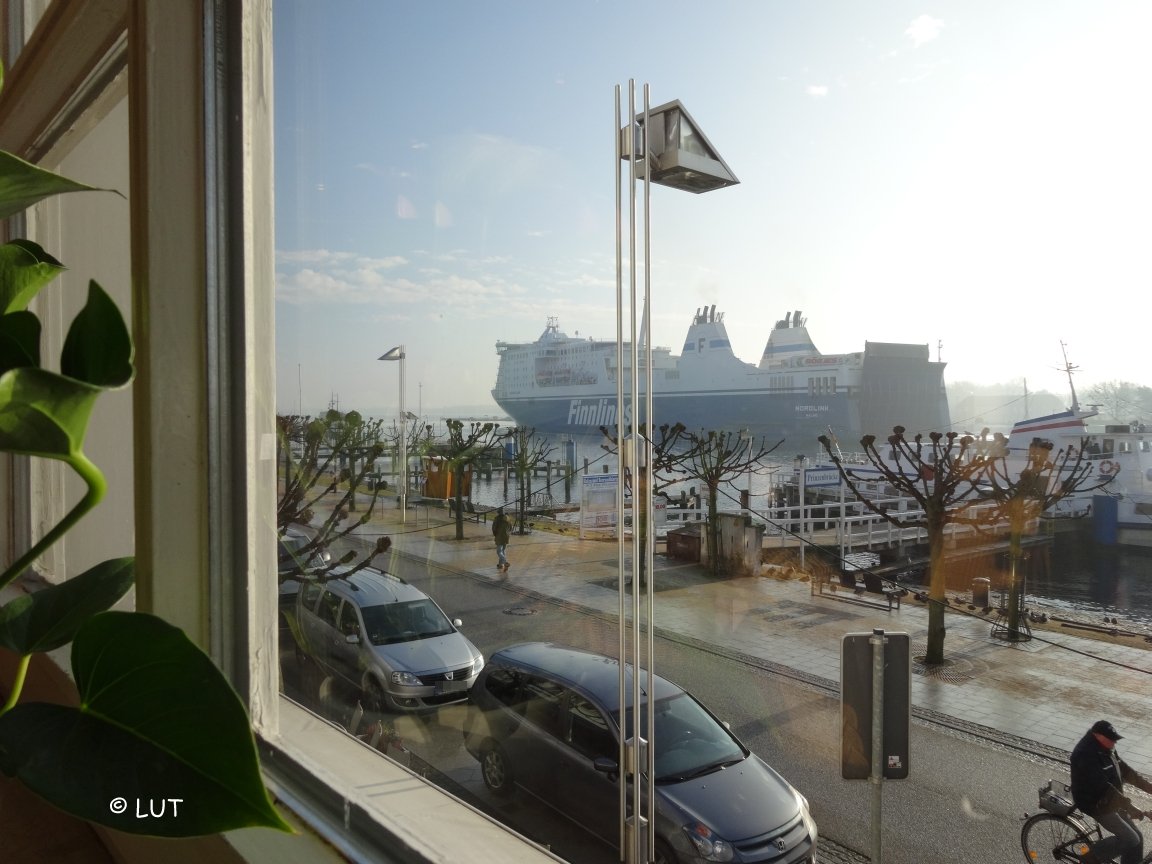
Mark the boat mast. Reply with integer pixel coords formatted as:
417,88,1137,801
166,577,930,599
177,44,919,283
1060,341,1080,413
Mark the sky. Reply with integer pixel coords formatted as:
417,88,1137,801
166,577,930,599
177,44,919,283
273,0,1152,420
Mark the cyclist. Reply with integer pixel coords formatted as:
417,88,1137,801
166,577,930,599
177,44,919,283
1070,720,1152,864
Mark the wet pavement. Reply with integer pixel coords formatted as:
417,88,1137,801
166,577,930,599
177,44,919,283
366,502,1152,767
293,497,1152,862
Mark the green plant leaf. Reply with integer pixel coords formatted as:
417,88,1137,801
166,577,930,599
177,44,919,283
0,239,64,313
0,612,292,836
0,151,110,220
0,310,41,374
61,281,133,387
0,558,133,654
0,366,101,459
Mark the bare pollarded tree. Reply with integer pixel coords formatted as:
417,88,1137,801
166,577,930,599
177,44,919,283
440,419,509,540
276,410,393,583
819,425,1116,661
505,426,557,535
976,434,1113,640
819,428,994,665
599,422,693,586
675,428,781,578
600,424,780,579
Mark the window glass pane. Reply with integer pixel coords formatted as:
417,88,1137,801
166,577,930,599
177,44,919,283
317,590,341,627
272,2,1152,862
566,694,614,760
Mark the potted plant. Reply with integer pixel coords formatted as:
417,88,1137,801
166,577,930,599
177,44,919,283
0,67,290,838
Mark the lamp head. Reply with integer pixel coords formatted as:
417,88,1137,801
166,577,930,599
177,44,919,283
621,100,738,194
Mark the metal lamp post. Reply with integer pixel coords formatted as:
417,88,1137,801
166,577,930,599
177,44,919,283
378,346,407,523
615,82,738,864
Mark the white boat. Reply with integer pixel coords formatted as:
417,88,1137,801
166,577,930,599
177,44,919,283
1006,389,1152,547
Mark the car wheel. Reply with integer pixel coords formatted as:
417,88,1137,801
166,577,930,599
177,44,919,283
363,680,390,715
653,838,679,864
480,741,514,796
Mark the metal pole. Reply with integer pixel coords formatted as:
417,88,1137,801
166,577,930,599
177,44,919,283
614,82,628,864
800,467,806,569
399,346,407,523
642,83,656,863
870,628,886,864
627,78,644,864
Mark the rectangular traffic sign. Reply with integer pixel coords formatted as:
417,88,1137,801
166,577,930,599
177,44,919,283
840,631,911,780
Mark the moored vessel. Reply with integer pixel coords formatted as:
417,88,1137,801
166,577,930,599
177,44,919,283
1006,407,1152,547
491,307,950,447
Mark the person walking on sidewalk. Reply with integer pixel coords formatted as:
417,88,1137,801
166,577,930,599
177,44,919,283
1070,720,1152,864
492,508,511,573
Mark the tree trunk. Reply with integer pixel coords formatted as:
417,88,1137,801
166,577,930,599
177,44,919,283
517,462,528,534
707,483,720,579
1005,499,1025,639
924,511,948,665
454,468,465,540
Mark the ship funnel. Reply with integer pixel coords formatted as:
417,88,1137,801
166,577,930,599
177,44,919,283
710,304,716,322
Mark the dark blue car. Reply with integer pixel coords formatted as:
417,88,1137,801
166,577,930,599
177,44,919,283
463,642,818,864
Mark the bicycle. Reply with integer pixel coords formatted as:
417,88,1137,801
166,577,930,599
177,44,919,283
1022,779,1152,863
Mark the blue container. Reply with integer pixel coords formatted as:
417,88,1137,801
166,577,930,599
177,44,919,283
1093,494,1118,545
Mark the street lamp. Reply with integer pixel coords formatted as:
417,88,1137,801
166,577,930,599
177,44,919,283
378,345,406,523
620,98,739,193
614,82,738,864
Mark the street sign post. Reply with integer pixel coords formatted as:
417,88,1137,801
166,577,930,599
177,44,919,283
841,629,911,864
841,630,911,779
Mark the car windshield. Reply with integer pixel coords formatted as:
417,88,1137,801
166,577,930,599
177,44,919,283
626,692,748,783
360,599,455,646
278,534,320,573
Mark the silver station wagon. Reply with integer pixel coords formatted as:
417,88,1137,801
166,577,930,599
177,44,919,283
295,567,484,712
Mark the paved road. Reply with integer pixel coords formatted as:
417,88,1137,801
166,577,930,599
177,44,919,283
284,543,1103,863
283,501,1152,862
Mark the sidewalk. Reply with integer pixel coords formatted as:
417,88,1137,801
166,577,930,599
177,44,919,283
351,499,1152,767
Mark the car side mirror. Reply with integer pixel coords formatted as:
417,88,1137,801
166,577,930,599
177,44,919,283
345,633,360,644
593,756,619,781
452,618,463,627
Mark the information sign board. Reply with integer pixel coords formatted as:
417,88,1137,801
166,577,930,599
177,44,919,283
804,467,842,488
840,631,911,780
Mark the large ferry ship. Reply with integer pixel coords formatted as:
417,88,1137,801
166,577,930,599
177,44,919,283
491,307,950,446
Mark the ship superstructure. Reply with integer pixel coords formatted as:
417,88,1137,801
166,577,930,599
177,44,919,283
492,308,950,446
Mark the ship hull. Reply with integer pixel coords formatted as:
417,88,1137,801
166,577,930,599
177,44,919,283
493,389,857,447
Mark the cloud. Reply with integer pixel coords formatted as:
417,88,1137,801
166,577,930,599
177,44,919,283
276,247,528,314
905,15,943,47
807,84,829,98
277,249,359,265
